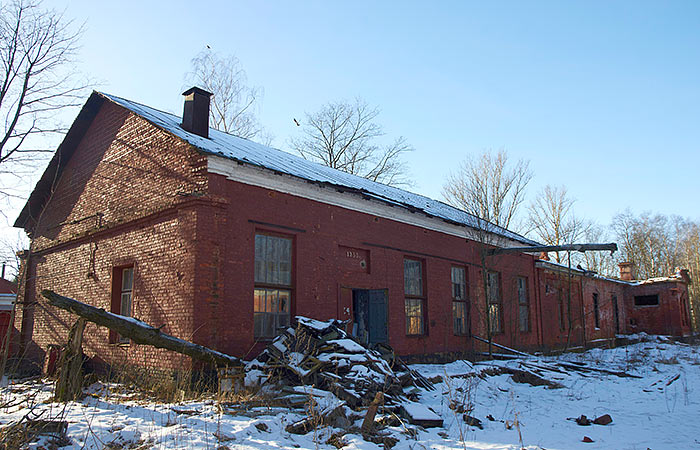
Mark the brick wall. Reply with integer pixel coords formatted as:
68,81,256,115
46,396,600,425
625,281,691,336
31,101,208,251
581,277,627,342
537,268,586,350
202,173,542,358
16,101,208,373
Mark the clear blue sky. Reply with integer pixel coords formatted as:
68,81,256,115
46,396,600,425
5,1,700,241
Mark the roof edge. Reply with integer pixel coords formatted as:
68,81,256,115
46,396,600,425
14,92,106,231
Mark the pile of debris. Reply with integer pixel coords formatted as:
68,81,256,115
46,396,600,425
244,317,432,410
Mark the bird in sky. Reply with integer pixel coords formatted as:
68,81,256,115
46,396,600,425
293,118,300,126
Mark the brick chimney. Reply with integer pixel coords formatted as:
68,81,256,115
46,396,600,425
618,262,635,281
181,87,213,138
676,267,691,285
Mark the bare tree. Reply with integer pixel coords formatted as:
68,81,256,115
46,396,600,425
186,49,270,142
289,98,413,187
612,210,675,279
527,184,589,263
442,149,532,232
0,229,25,281
0,0,87,195
442,149,532,356
678,221,700,330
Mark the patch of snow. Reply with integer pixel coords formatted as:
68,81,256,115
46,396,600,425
327,338,365,353
3,337,700,449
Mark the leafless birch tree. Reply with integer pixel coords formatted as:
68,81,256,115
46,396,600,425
527,184,589,263
0,0,87,198
187,49,270,143
289,98,413,187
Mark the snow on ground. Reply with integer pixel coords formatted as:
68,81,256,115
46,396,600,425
1,335,699,449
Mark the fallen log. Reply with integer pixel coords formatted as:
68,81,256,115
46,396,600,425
41,290,242,368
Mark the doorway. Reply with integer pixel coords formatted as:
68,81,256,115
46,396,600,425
352,289,388,346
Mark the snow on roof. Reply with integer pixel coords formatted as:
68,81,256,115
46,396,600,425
100,92,537,246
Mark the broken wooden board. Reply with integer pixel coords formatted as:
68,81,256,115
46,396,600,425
400,402,443,428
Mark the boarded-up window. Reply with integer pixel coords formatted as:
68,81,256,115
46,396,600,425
404,259,425,335
452,266,468,335
254,234,292,339
487,271,502,334
517,277,529,332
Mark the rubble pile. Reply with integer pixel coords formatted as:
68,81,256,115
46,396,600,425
245,316,432,409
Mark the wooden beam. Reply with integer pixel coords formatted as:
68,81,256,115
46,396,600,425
41,290,242,368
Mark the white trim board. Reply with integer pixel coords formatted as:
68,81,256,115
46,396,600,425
208,156,525,249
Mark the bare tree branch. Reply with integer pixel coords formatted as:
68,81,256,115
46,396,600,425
442,148,532,233
186,49,270,142
526,184,590,263
0,0,89,180
290,98,413,187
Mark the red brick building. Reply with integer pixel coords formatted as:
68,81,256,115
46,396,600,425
12,89,692,374
0,276,17,358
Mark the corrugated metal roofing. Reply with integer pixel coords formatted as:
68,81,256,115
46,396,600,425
101,92,538,246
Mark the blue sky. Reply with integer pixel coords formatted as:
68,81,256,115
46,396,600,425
5,1,700,241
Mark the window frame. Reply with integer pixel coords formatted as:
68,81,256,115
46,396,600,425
110,265,134,344
451,266,469,336
516,276,530,333
486,270,503,334
404,258,426,336
253,232,294,340
634,294,659,307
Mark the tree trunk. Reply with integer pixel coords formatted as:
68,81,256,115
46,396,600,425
55,318,86,402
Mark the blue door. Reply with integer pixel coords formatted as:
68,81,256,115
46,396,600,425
368,290,388,344
353,289,388,345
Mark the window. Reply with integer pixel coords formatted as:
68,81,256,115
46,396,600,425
486,271,502,334
404,259,425,335
452,266,468,335
634,294,659,307
593,293,600,329
517,277,529,332
110,266,134,344
254,234,292,339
